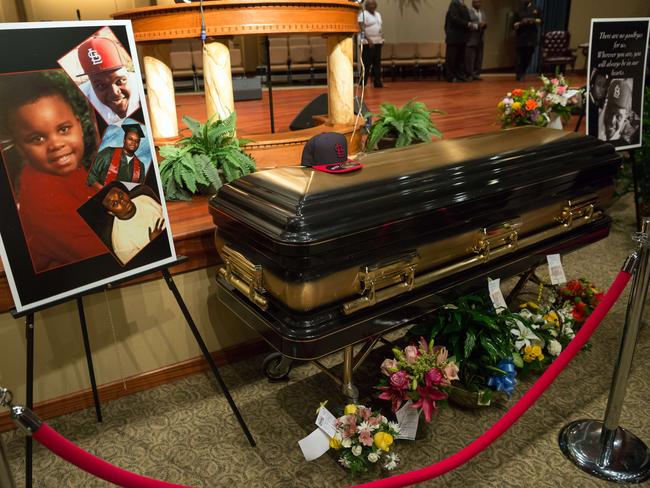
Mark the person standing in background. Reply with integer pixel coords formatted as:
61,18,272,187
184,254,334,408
465,0,487,81
513,0,542,82
444,0,475,83
358,0,385,88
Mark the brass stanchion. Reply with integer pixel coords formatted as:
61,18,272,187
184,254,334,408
559,218,650,483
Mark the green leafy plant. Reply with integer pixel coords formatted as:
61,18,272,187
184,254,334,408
410,295,514,394
365,100,443,151
159,113,255,201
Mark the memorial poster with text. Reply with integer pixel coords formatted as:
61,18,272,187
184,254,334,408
0,21,177,314
586,18,649,150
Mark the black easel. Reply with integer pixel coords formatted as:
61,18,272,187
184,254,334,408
13,256,255,488
630,148,642,230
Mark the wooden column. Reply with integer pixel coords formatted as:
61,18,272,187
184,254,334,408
326,35,354,126
142,46,179,140
203,40,235,121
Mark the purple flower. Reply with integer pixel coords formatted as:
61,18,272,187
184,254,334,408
425,368,445,387
389,370,410,390
377,371,411,412
411,385,448,423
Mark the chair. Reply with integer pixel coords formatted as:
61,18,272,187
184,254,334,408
380,42,394,80
391,42,418,80
170,50,197,91
540,31,577,74
230,48,245,76
416,42,439,79
288,44,312,83
288,36,310,48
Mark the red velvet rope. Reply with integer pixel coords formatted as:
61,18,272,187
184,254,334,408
353,270,633,488
26,271,631,488
32,423,191,488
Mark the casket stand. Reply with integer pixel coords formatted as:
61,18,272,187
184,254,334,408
209,127,621,401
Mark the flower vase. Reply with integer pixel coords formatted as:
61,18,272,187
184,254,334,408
547,113,563,130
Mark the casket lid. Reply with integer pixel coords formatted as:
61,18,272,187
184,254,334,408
210,126,617,244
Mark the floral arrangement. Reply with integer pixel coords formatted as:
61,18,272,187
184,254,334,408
538,73,575,124
328,404,401,475
498,87,547,128
498,73,581,129
412,295,516,401
507,299,577,374
507,278,602,373
376,338,458,422
558,279,604,326
399,277,602,406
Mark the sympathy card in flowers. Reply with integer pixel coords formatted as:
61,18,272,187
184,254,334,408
300,403,401,476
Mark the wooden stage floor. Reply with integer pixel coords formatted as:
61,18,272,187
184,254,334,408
175,73,587,140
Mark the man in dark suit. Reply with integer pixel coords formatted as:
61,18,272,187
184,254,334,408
513,0,542,82
465,0,487,81
445,0,475,83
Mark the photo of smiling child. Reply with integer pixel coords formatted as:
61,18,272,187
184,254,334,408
0,70,109,273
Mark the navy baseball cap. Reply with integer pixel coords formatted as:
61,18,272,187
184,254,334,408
301,132,363,174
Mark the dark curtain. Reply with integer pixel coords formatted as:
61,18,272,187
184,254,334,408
531,0,571,73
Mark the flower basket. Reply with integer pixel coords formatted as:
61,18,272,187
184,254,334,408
497,73,581,130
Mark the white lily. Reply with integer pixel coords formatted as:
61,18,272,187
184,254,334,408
510,319,540,350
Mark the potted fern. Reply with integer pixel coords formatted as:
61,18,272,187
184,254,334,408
159,112,255,201
365,100,443,151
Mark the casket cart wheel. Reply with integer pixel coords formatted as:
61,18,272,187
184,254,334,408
262,352,293,381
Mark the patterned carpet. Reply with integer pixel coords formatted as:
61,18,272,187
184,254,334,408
3,194,650,488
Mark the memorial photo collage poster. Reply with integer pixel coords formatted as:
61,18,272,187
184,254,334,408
586,18,650,150
0,21,177,314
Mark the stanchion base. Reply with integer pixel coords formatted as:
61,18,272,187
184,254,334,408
559,419,650,484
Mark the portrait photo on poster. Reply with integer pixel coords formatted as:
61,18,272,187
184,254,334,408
0,21,176,314
87,120,152,191
77,181,168,268
57,26,142,126
586,18,650,151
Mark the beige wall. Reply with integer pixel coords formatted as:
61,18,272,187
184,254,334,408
379,0,519,69
0,0,19,22
0,268,258,404
366,0,650,70
569,0,650,68
23,0,150,21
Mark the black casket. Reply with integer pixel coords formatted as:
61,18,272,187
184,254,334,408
209,127,620,360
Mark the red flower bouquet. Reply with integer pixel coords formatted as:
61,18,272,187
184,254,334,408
559,279,604,326
376,338,458,422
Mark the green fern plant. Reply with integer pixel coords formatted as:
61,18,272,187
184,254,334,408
159,112,255,201
365,100,444,151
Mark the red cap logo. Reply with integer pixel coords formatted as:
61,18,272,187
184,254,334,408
77,37,124,77
335,143,345,159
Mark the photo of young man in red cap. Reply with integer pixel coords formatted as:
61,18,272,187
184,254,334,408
59,30,141,125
